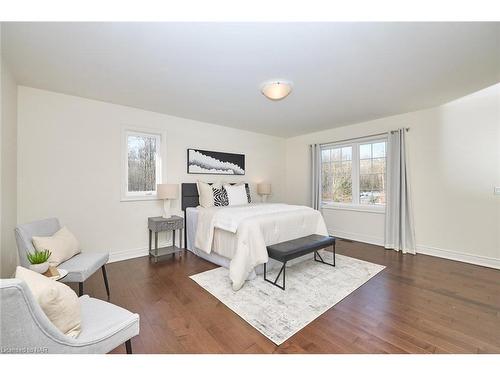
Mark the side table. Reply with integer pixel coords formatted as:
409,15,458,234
148,215,184,263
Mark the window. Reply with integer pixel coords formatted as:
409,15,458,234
321,138,387,209
359,141,386,205
321,146,352,203
122,129,163,200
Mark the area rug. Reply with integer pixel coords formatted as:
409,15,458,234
190,251,385,345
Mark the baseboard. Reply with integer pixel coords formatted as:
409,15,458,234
108,241,170,263
107,234,499,271
416,244,500,270
328,229,500,270
328,229,384,247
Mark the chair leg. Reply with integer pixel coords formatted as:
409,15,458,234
78,282,84,297
125,339,133,354
101,265,110,298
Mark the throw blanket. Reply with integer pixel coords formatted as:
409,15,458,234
195,204,328,290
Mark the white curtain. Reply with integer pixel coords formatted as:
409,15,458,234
384,129,416,254
310,144,321,210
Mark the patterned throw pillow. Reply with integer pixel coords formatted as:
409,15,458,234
245,184,251,203
212,186,229,206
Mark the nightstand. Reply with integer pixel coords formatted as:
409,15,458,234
148,215,184,263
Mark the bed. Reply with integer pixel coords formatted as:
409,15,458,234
182,183,328,290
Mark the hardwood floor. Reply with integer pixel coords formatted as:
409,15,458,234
80,239,500,354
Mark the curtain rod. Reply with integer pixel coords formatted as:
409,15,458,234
315,127,410,147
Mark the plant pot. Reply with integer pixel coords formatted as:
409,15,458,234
29,262,49,274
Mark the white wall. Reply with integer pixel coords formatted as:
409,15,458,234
1,56,18,277
286,84,500,267
17,87,286,262
12,84,500,270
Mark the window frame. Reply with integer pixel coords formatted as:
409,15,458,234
320,135,387,213
121,126,166,202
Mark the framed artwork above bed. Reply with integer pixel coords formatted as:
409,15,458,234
187,149,245,175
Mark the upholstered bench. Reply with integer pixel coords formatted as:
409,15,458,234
264,234,336,290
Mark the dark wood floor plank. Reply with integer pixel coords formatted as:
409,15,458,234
330,308,431,354
348,278,500,348
79,240,500,354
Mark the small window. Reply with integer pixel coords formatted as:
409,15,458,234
122,129,163,200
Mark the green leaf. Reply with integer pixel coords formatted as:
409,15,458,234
27,249,52,265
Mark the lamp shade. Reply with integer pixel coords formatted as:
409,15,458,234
257,183,271,195
157,184,178,200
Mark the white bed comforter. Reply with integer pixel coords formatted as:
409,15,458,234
195,203,328,290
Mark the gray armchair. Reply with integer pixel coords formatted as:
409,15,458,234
15,218,110,297
0,279,139,354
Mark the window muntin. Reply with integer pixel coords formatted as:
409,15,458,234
321,138,387,208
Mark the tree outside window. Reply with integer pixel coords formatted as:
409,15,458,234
127,134,157,192
321,139,386,207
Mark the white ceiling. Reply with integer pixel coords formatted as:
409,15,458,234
2,22,499,137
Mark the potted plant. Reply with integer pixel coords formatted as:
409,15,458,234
27,249,52,274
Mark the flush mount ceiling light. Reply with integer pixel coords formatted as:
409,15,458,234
261,80,293,101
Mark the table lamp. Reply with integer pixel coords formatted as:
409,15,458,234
157,184,179,218
257,183,271,203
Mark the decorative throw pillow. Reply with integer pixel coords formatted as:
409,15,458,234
15,266,81,337
212,186,229,206
32,226,80,267
245,184,251,203
224,184,249,206
197,181,222,208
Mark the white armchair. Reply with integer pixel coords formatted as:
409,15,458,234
15,218,110,297
0,279,139,354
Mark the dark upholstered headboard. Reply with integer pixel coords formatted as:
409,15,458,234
181,182,249,247
181,183,200,211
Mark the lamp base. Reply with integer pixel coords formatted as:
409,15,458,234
162,199,172,218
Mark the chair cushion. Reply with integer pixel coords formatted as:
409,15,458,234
59,252,109,283
32,226,81,266
15,266,82,338
77,295,139,345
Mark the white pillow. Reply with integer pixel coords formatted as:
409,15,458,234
15,266,82,337
197,181,221,208
224,184,249,206
32,226,80,267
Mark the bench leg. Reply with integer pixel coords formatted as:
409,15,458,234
333,241,336,266
78,282,84,296
314,243,336,267
264,261,286,290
